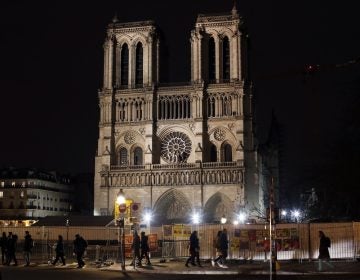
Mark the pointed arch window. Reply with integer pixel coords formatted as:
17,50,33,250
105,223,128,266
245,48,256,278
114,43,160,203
133,147,143,165
121,44,129,86
222,143,232,162
208,37,216,82
210,144,217,162
222,37,230,81
135,42,143,86
119,147,128,165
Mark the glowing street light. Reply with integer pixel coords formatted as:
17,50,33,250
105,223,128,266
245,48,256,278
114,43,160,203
116,189,126,205
281,210,287,217
233,220,239,225
220,216,227,224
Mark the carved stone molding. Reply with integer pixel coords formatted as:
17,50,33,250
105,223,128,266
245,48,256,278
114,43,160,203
214,128,226,141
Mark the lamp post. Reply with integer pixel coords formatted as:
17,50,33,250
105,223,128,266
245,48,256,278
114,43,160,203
144,211,152,258
116,189,126,271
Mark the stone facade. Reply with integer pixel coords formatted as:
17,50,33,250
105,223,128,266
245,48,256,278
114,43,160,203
94,5,264,224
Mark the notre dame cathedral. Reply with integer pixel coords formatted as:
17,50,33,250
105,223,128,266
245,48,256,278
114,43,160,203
94,4,272,225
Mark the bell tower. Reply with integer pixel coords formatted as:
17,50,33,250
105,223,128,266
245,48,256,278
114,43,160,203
190,3,245,84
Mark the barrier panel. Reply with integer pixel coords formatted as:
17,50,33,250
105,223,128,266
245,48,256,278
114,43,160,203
0,222,358,263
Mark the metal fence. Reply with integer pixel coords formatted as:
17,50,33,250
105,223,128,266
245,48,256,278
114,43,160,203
1,222,360,264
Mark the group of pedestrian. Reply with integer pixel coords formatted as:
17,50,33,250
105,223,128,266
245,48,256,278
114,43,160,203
130,231,151,267
0,231,33,266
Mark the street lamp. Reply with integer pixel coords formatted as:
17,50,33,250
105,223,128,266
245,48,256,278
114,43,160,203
238,212,247,224
220,216,227,224
191,212,201,225
116,189,126,270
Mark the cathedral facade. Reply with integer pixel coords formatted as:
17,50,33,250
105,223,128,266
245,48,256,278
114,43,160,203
94,5,264,224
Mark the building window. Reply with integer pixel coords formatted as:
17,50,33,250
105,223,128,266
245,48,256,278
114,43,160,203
133,147,143,165
1,182,4,187
0,191,3,198
208,37,216,82
135,42,143,86
119,147,128,165
222,36,230,81
120,43,129,86
11,182,15,187
222,143,233,162
210,144,217,162
20,191,24,198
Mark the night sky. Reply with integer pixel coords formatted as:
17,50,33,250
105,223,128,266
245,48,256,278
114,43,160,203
1,1,360,206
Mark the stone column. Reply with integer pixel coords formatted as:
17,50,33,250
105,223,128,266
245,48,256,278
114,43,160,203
215,36,220,82
103,41,109,89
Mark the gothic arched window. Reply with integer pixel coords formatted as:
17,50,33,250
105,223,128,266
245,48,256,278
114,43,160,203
210,144,217,162
121,44,129,86
133,147,143,165
209,37,216,82
222,37,230,81
222,143,232,162
135,42,143,86
119,147,128,165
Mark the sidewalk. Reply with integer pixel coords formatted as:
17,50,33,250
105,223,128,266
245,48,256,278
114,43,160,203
100,258,360,275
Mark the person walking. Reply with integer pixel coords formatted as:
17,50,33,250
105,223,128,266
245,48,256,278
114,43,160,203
6,232,18,266
23,231,33,266
73,234,87,268
130,231,141,267
318,230,333,271
212,230,223,267
0,232,7,265
185,230,201,267
52,235,66,266
218,228,229,268
139,231,151,265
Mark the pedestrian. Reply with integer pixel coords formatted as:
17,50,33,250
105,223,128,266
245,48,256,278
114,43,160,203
218,228,228,268
318,230,333,271
23,230,33,266
73,234,87,268
212,230,223,267
0,232,7,265
130,231,141,267
139,231,151,265
52,235,66,266
185,230,201,267
6,232,18,266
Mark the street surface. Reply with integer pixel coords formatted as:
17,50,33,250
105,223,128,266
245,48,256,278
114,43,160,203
1,265,360,280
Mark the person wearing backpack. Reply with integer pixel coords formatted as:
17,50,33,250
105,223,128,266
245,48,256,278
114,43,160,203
23,231,33,266
318,230,334,271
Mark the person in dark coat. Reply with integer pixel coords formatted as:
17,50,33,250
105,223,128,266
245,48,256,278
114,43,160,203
0,232,7,265
185,231,201,267
139,231,151,265
218,228,228,268
23,231,33,266
73,234,87,268
318,230,333,271
6,232,17,266
130,231,141,267
52,235,66,266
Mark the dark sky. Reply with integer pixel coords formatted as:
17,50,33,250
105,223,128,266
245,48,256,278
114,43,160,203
1,1,360,200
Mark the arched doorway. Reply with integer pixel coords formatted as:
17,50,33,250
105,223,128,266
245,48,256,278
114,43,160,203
203,192,232,223
153,189,192,225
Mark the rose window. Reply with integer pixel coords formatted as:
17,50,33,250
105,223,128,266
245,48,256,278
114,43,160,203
160,132,192,163
124,131,136,144
214,128,226,141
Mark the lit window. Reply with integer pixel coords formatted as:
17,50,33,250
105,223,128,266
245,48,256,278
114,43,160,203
20,191,24,198
11,182,16,187
0,191,3,198
1,182,4,187
21,181,26,187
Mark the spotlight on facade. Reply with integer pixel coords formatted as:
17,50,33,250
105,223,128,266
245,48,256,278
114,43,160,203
233,220,239,225
192,212,201,224
144,212,152,223
281,210,287,217
116,189,126,205
238,212,247,223
220,216,227,224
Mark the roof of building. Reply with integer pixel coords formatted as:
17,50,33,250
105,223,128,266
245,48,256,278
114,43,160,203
33,215,114,227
